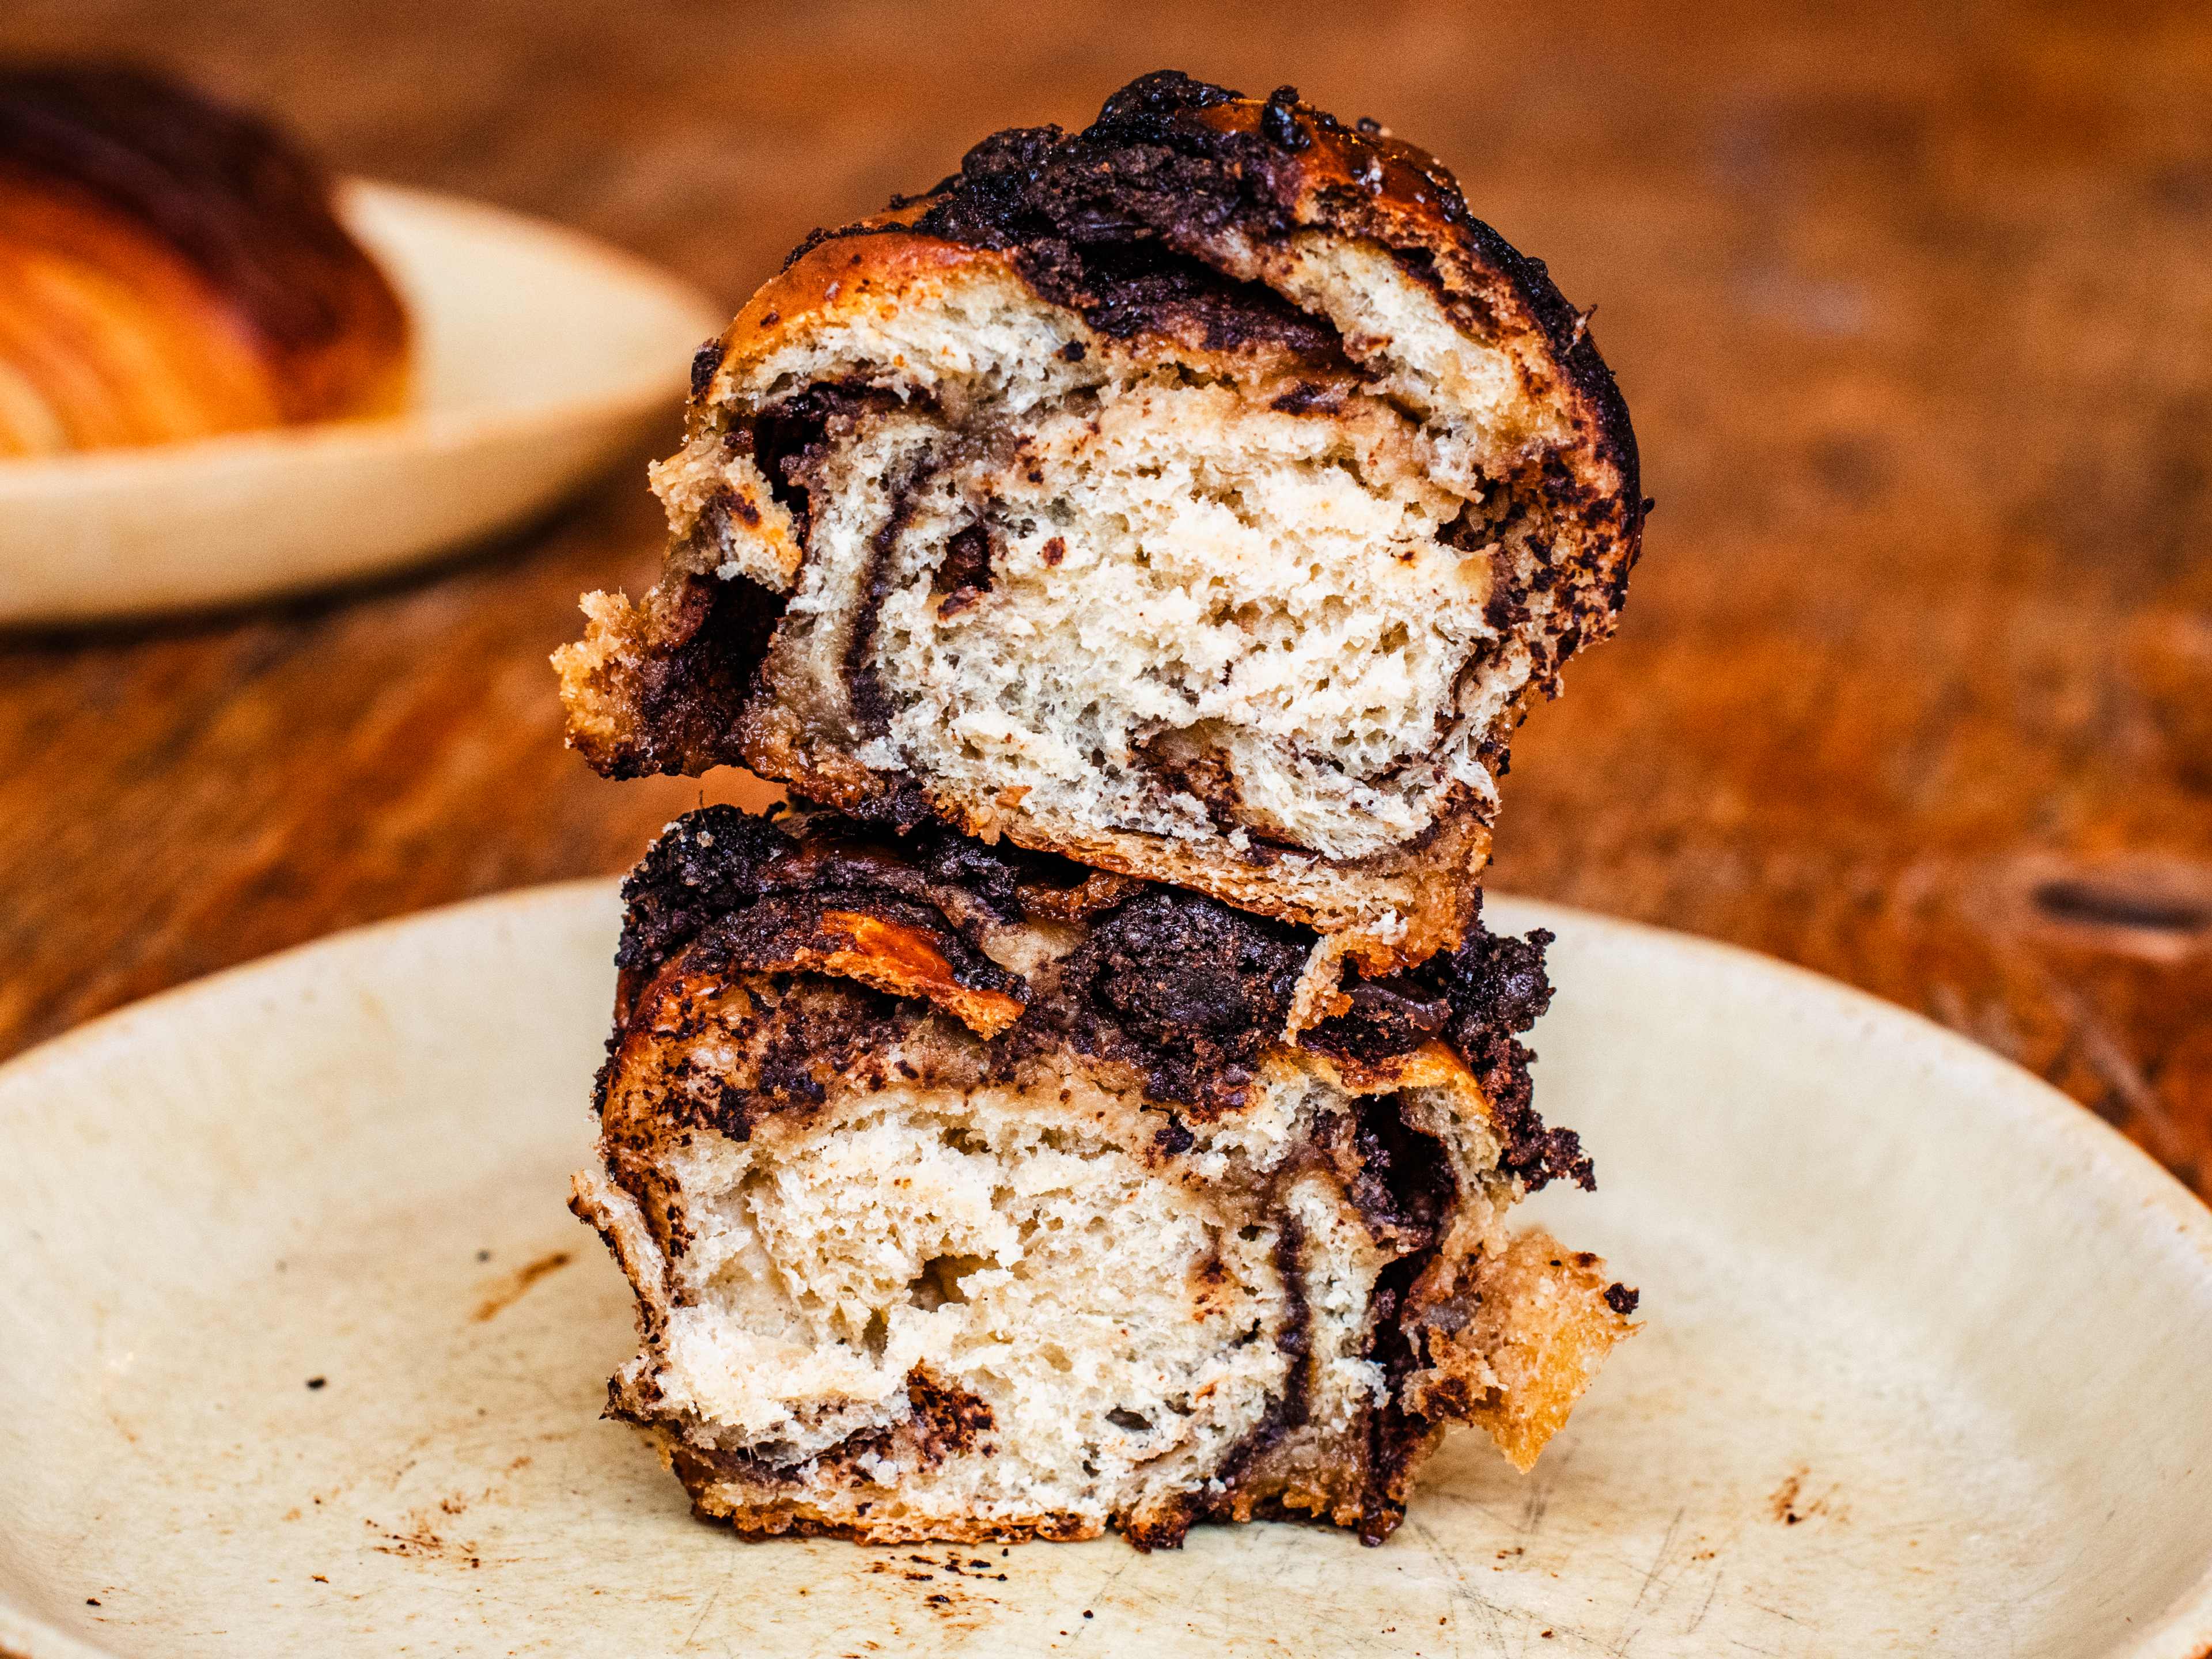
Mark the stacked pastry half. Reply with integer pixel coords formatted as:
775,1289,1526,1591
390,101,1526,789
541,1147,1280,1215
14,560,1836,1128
557,71,1646,1548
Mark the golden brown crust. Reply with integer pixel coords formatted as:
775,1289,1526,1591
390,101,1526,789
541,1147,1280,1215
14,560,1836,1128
701,217,981,403
0,63,408,454
1404,1230,1639,1473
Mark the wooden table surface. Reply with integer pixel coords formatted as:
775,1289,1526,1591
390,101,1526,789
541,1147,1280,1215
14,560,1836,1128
3,1,2207,1190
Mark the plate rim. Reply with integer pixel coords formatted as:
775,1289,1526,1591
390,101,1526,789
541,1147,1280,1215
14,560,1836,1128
3,879,2210,1658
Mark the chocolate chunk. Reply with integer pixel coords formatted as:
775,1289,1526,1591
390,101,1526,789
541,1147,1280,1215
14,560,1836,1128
1057,889,1306,1112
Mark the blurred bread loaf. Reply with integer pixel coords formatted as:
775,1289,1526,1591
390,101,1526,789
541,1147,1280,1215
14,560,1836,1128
0,63,408,456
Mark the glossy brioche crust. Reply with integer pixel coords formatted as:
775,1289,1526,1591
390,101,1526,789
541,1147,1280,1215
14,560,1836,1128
557,71,1643,971
0,63,408,454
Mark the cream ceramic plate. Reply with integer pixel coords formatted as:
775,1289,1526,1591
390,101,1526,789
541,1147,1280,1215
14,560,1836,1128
2,885,2209,1659
0,184,722,624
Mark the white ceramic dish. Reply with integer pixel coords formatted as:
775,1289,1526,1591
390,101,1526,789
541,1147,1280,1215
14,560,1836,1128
1,884,2208,1658
0,183,722,624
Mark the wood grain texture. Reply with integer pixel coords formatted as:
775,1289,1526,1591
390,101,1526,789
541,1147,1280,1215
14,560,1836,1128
1,0,2206,1187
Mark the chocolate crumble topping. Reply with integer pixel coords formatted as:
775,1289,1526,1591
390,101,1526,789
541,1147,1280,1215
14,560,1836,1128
612,807,1589,1190
1055,889,1306,1114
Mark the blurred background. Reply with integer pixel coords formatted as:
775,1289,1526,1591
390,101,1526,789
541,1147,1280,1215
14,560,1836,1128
1,1,2206,1187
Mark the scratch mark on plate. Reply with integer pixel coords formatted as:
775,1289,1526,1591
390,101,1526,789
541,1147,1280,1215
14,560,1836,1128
1688,1566,1722,1634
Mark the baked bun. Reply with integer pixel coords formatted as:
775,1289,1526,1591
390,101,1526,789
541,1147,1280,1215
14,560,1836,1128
572,804,1635,1548
558,72,1641,971
0,63,408,455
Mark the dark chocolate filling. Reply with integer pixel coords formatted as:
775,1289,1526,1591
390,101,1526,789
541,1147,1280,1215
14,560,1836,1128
897,68,1635,528
590,574,779,782
840,465,928,744
1050,888,1308,1115
586,73,1642,823
753,384,901,494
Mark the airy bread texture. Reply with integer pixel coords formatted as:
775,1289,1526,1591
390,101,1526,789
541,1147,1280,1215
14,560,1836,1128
0,64,408,455
574,805,1635,1547
557,72,1642,971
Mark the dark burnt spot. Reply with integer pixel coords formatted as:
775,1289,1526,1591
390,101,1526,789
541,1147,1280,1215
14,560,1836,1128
1604,1282,1641,1317
1040,536,1067,567
1152,1113,1195,1157
933,520,997,618
1058,339,1087,361
1260,88,1310,151
690,338,722,398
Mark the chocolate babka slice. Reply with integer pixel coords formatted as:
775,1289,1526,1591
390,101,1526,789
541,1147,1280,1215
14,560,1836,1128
571,805,1636,1548
555,71,1642,972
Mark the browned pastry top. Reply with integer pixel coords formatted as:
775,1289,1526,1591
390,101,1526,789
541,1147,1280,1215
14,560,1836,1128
711,69,1639,558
